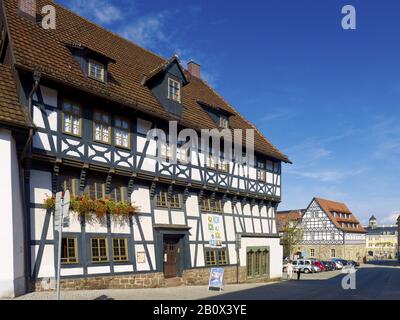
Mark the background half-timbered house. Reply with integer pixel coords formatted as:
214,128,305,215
279,198,367,262
0,0,291,297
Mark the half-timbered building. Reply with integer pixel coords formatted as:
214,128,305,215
280,198,367,262
0,0,291,297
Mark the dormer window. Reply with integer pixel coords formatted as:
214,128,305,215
220,115,229,128
88,59,105,82
168,78,181,103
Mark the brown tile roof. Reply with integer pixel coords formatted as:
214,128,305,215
0,64,32,128
314,198,367,233
3,0,290,162
276,209,304,232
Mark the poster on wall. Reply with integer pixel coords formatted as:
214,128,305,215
207,214,224,247
208,267,224,291
136,252,146,264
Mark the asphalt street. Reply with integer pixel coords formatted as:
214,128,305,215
209,262,400,300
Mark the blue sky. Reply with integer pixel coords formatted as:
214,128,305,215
58,0,400,225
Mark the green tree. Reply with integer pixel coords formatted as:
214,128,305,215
281,213,303,259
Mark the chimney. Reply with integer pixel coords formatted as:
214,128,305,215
187,60,200,78
18,0,37,20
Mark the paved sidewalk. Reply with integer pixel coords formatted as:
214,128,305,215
11,282,275,300
10,270,342,300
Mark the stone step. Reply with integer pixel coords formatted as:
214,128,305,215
164,277,184,287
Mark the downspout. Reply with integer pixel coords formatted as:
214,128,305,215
18,70,41,293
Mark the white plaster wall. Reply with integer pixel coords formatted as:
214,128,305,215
0,129,26,297
186,194,200,217
114,265,134,273
87,266,110,274
61,268,84,276
31,244,55,278
171,210,185,225
154,208,169,225
131,186,151,213
84,220,107,233
30,208,54,240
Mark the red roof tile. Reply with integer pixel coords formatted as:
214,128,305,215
0,64,32,128
314,198,367,233
2,0,290,162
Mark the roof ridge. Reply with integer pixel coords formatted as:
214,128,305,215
315,197,346,206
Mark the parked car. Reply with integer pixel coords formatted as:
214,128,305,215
292,259,315,274
331,259,344,269
323,261,336,271
334,258,349,267
321,261,336,271
313,261,326,272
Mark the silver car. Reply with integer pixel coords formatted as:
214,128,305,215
292,259,315,274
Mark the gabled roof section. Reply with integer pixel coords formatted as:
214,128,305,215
313,197,367,234
143,55,189,86
0,64,32,128
3,0,290,163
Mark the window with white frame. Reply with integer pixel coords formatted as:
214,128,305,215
93,110,111,144
257,161,266,181
219,115,228,128
88,59,105,82
331,249,336,258
310,248,315,257
62,101,81,136
168,78,181,102
114,117,130,148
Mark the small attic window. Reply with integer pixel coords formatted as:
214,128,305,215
168,78,181,103
219,115,229,128
88,59,105,82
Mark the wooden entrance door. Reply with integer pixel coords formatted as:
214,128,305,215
163,237,180,278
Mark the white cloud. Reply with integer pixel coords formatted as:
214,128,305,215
260,108,296,122
68,0,123,25
288,167,367,183
121,12,169,49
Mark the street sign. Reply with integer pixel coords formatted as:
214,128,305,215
54,192,62,229
62,190,71,216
